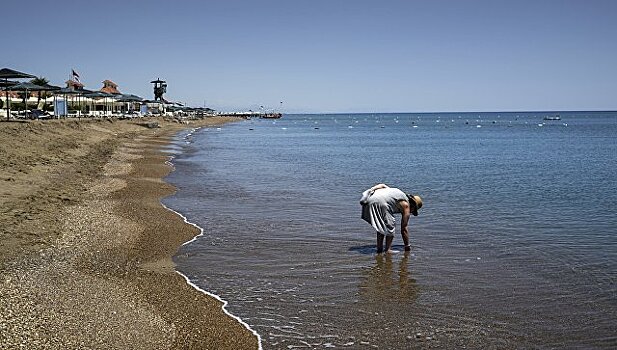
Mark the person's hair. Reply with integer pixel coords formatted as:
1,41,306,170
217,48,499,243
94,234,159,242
406,193,416,208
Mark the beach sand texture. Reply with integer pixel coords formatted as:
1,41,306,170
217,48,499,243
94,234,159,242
0,117,259,349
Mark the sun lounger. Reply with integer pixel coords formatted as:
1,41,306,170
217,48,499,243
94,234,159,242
30,109,52,119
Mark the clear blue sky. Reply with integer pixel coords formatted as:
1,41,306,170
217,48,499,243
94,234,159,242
3,0,616,113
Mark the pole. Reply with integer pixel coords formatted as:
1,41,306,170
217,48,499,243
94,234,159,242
25,88,28,119
4,79,9,121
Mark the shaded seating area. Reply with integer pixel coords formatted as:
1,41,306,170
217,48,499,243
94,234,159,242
1,68,36,120
3,81,60,119
1,69,144,120
2,67,218,121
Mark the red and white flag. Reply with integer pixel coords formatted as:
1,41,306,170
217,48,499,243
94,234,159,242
72,69,80,82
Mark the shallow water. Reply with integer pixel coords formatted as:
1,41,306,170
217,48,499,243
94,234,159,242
165,112,617,349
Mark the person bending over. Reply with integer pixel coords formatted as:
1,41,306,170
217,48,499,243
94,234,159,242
360,184,423,253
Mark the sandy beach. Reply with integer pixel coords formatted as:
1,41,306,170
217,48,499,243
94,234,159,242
0,117,259,349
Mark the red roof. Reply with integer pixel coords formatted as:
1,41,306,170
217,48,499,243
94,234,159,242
65,80,84,88
101,80,120,94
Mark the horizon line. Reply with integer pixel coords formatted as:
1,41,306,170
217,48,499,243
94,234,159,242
272,109,617,115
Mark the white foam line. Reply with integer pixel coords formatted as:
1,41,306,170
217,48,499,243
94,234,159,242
161,203,263,349
158,128,263,349
160,204,205,248
164,155,175,168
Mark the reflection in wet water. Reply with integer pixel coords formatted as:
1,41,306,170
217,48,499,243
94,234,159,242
360,251,418,303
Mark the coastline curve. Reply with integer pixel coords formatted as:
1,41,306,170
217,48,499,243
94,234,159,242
161,202,264,350
163,125,263,349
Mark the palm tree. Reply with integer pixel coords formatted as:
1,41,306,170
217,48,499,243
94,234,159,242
30,76,50,109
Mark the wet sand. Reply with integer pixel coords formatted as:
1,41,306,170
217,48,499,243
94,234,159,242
0,117,259,349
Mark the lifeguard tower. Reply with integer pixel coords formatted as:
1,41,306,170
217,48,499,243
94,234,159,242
150,78,167,114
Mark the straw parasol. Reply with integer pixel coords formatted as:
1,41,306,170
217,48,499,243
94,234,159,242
0,68,36,121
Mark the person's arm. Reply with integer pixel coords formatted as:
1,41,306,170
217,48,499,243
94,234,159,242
399,200,411,251
369,183,389,192
361,184,389,204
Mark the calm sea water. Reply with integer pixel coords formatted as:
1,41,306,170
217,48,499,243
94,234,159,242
164,112,617,349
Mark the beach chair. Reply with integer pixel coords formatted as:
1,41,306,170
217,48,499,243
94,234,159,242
31,109,52,119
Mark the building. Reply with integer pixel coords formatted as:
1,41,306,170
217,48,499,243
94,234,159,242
100,80,120,94
65,79,85,91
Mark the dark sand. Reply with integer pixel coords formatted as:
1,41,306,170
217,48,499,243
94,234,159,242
0,117,259,349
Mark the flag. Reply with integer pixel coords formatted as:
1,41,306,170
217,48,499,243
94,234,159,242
72,69,80,82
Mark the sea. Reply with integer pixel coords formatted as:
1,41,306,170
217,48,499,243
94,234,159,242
162,112,617,349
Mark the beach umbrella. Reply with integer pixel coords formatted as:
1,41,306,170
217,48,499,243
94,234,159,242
3,82,59,118
52,88,83,117
35,83,62,111
0,80,18,88
0,68,36,121
114,94,144,114
114,94,143,102
84,91,117,115
0,68,35,81
3,82,61,93
84,91,117,99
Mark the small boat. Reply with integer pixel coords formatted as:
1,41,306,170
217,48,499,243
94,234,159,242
544,114,561,121
260,113,282,119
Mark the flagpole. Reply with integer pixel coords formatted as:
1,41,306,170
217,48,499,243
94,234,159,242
68,71,71,116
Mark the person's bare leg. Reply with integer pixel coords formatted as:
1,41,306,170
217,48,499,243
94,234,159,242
376,232,384,253
385,235,395,253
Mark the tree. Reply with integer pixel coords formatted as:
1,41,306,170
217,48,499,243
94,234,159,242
30,76,50,108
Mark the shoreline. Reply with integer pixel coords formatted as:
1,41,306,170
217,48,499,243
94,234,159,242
0,117,259,349
161,179,263,348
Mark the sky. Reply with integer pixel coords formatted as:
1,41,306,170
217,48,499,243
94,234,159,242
3,0,617,113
